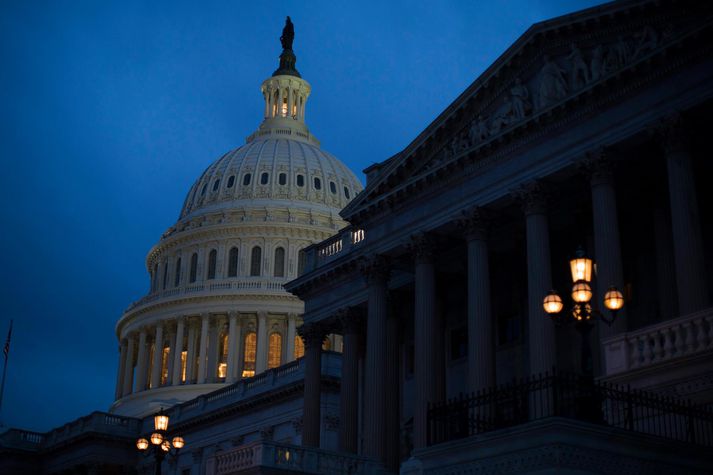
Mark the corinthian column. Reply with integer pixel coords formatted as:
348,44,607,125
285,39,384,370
361,255,390,462
337,309,362,454
185,318,198,383
300,323,325,448
286,313,297,362
256,311,269,374
150,324,164,389
135,329,149,391
122,334,135,397
115,340,127,400
411,233,439,449
197,313,210,384
659,115,708,315
517,183,556,375
172,318,185,385
226,312,239,383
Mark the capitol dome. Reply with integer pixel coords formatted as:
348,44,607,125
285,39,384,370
111,20,362,417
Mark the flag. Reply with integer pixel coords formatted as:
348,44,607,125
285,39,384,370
3,320,11,359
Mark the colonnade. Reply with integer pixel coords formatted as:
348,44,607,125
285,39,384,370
262,79,308,121
115,312,301,400
299,118,709,466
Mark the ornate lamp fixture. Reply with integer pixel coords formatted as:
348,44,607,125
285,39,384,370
136,408,186,475
542,247,624,376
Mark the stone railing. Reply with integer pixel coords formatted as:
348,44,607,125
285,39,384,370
126,278,291,312
206,440,384,475
603,308,713,375
0,412,140,451
302,225,366,274
166,352,341,428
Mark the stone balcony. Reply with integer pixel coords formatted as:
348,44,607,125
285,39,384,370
301,225,365,274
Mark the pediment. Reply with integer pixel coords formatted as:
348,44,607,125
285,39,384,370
342,0,711,224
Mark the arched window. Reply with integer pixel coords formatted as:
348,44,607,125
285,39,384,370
242,332,257,378
189,253,198,283
174,258,182,287
296,174,305,187
268,332,282,369
162,263,169,290
213,179,220,191
217,333,229,378
243,173,252,186
344,187,350,199
278,173,287,185
314,177,322,190
297,249,307,276
260,172,269,185
329,181,337,194
274,247,285,277
227,175,235,188
294,335,305,359
250,246,262,276
228,247,239,277
207,249,217,280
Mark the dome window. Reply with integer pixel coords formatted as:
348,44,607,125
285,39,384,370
243,174,252,186
227,175,235,188
207,249,217,280
174,257,182,287
278,173,287,186
274,247,285,277
228,247,239,277
260,172,269,185
189,253,198,283
250,246,262,276
296,174,305,187
201,184,207,196
314,177,322,190
212,179,220,191
329,181,337,194
344,187,351,199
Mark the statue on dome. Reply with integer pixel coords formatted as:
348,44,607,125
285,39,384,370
281,16,295,51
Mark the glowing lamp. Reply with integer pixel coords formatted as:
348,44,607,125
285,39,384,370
172,436,185,449
543,290,564,314
571,281,593,303
569,249,593,283
150,433,163,445
136,438,149,450
154,410,169,431
604,286,624,311
161,440,171,452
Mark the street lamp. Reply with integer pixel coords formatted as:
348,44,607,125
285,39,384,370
542,247,623,377
136,408,186,475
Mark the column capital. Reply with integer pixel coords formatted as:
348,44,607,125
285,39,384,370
228,310,239,320
456,206,492,241
297,323,327,348
335,307,364,335
359,254,390,284
408,232,437,263
655,112,689,155
581,147,615,186
512,181,548,215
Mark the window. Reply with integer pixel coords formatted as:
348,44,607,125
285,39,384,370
217,333,229,378
212,179,220,191
189,253,198,283
242,332,257,378
344,187,350,199
227,175,235,188
174,258,182,287
162,263,169,290
294,335,305,359
260,172,269,185
297,249,306,276
180,350,187,383
278,173,287,186
268,333,282,369
207,249,217,280
322,338,331,351
201,184,207,195
329,181,337,194
296,174,305,187
274,247,285,277
250,246,262,276
243,173,251,186
228,247,239,277
313,177,322,190
161,346,170,385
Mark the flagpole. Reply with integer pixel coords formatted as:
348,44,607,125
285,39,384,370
0,319,13,425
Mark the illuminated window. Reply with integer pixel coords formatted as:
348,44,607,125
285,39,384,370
260,172,269,185
250,246,262,276
243,173,251,186
274,247,285,277
268,333,282,369
294,335,304,359
322,338,331,351
281,97,288,116
278,173,287,186
174,258,182,287
242,332,256,378
314,177,322,190
180,350,187,382
228,247,239,277
189,253,198,283
227,175,235,188
217,333,228,378
160,346,170,385
207,249,217,280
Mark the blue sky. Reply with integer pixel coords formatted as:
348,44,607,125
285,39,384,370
0,0,604,432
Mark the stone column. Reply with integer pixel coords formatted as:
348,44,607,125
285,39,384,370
461,208,495,393
361,255,390,462
277,88,284,116
115,340,127,400
172,318,186,385
659,116,708,315
586,150,627,336
135,329,149,392
150,324,164,389
226,312,239,383
338,309,361,454
197,313,210,384
288,86,294,118
654,209,678,319
411,233,439,449
206,319,220,383
256,311,269,374
385,300,400,472
185,319,198,383
165,326,177,385
300,323,325,448
519,183,556,375
286,313,297,362
122,334,135,397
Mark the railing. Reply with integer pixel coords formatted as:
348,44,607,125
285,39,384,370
602,308,713,375
302,226,367,274
126,278,291,312
427,370,713,447
207,440,382,475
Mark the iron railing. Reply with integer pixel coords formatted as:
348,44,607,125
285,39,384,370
427,369,713,447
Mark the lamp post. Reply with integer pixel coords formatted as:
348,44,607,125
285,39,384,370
542,247,624,378
136,408,186,475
